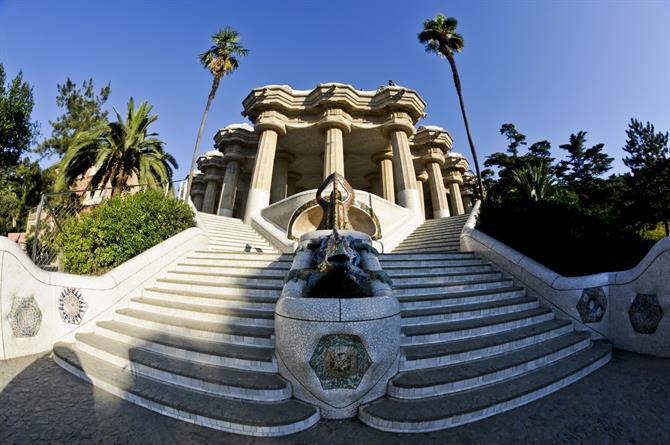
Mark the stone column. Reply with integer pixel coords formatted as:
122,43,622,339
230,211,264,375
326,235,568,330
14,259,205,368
286,172,301,198
217,157,241,217
190,173,206,211
270,152,295,204
445,171,465,216
384,114,421,217
372,150,395,203
424,150,451,219
416,170,428,222
244,115,286,224
202,174,222,214
198,153,226,214
318,108,351,179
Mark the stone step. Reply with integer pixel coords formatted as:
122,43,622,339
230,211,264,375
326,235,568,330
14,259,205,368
400,296,539,326
53,344,319,436
385,264,494,277
183,257,292,269
395,240,461,250
381,259,486,269
207,242,278,254
164,270,285,287
204,228,270,239
394,278,515,298
95,320,276,372
73,333,289,401
359,342,611,433
142,287,276,311
392,271,502,287
155,278,282,298
129,297,275,327
401,319,574,370
173,263,288,278
380,252,474,260
393,246,460,254
114,308,274,347
389,331,592,399
190,251,292,261
401,307,554,346
399,286,527,310
143,287,278,307
407,226,465,235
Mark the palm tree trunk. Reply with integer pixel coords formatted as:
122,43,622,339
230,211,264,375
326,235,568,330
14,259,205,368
445,50,485,200
186,76,221,198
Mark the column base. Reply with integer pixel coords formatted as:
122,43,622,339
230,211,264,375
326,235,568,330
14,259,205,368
397,189,423,222
243,188,271,224
434,208,451,219
217,208,234,217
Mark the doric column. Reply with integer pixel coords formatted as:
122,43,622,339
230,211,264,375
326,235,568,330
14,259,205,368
286,171,301,197
244,112,286,223
190,172,206,211
383,113,421,217
423,149,451,219
318,108,351,179
217,157,241,217
270,151,294,204
372,150,395,203
416,170,428,222
445,171,465,215
198,152,226,214
202,174,222,214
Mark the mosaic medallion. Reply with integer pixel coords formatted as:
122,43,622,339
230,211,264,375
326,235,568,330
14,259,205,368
576,287,607,323
8,295,42,337
58,287,88,325
309,334,371,390
629,294,664,334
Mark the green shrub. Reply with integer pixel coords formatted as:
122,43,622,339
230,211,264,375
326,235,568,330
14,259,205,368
477,197,652,276
57,190,195,275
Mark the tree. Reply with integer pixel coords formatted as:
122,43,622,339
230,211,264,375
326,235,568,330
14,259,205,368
0,63,38,169
419,14,484,198
186,27,249,197
57,98,177,193
556,131,613,200
37,78,111,158
622,119,670,236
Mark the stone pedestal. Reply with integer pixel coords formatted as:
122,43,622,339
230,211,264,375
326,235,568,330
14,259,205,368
275,230,400,419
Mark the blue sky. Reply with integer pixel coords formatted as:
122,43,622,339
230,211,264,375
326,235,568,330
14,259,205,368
1,0,668,177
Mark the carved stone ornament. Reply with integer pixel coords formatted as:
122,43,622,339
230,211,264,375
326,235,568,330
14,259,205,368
8,295,42,337
629,293,664,334
309,334,372,390
58,287,88,325
576,287,607,323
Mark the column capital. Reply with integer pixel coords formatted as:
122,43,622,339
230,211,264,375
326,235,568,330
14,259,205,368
416,170,429,183
422,148,445,167
371,150,394,164
317,108,352,134
382,111,415,137
444,170,464,185
254,110,287,135
274,151,296,163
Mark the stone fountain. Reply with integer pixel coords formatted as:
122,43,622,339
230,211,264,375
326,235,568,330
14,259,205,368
274,173,400,418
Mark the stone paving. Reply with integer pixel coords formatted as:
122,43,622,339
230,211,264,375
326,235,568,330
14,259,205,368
1,348,669,444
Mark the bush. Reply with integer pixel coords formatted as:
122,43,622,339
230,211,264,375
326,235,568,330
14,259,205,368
57,190,195,275
477,197,653,276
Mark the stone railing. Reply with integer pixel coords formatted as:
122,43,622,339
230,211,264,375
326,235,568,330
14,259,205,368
460,201,669,357
0,227,208,360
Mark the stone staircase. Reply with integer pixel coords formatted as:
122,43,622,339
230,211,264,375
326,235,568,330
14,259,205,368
52,213,611,436
393,214,470,253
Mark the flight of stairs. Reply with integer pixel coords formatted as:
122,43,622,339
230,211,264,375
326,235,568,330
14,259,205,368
198,212,279,253
52,213,611,436
393,214,469,253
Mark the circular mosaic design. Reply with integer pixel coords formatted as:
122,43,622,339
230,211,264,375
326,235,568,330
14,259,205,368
576,287,607,323
629,294,664,334
8,296,42,337
58,287,88,325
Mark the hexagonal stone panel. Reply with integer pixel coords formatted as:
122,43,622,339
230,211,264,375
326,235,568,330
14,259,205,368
576,287,607,323
629,294,664,334
8,295,42,337
309,334,372,390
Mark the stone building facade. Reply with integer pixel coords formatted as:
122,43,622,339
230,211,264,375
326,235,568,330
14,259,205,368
190,83,475,246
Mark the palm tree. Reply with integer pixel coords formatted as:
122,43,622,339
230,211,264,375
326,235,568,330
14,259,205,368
419,14,485,199
57,98,177,193
511,163,555,202
186,27,249,198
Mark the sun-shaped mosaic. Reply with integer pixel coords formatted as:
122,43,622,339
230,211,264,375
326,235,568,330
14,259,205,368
58,287,88,325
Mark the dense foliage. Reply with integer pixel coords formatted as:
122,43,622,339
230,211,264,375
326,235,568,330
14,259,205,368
57,191,195,275
478,120,667,276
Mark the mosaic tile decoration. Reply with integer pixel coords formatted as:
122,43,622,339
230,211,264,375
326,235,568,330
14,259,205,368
576,287,607,323
8,295,42,337
58,287,88,325
310,334,372,390
629,293,664,334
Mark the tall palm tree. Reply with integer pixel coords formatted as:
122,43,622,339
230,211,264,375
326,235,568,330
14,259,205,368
419,14,485,199
186,27,249,197
57,98,177,193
